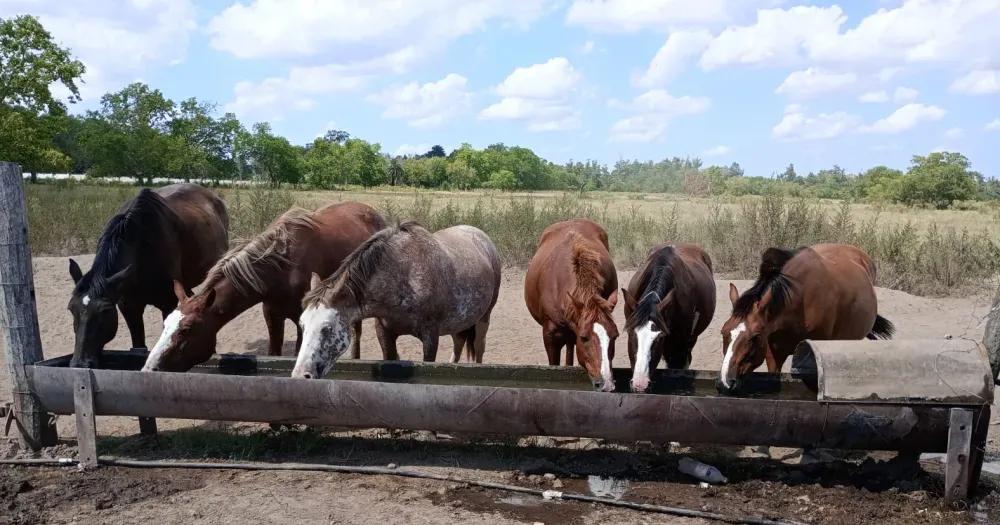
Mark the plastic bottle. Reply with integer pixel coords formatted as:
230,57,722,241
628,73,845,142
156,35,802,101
678,456,728,484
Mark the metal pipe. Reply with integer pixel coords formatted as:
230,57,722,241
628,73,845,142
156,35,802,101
0,456,805,525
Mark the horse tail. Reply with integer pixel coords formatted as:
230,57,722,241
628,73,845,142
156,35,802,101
867,314,895,340
464,325,477,362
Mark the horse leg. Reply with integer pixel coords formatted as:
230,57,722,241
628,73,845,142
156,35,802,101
420,331,440,362
472,319,489,363
120,301,146,350
262,302,285,357
376,322,399,361
565,341,574,366
350,320,362,359
450,333,467,364
543,327,562,366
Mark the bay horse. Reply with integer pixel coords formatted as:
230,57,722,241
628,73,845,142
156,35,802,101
292,222,501,379
524,219,619,392
68,184,228,368
719,243,894,393
622,244,715,393
142,201,385,372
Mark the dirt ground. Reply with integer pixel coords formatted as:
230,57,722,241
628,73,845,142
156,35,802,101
2,254,999,524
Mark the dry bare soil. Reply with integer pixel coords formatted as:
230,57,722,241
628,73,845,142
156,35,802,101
1,254,998,524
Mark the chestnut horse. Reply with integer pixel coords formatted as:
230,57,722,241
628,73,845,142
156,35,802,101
524,219,619,392
142,201,385,372
622,244,715,393
68,184,228,368
292,222,501,379
719,243,894,392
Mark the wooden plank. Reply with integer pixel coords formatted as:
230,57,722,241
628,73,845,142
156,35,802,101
0,162,57,449
73,369,98,469
945,408,974,505
138,417,157,436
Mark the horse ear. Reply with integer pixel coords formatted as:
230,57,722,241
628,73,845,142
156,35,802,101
605,289,618,310
173,280,190,303
310,272,323,290
728,283,740,306
203,287,216,309
622,288,636,311
657,289,675,312
69,258,83,285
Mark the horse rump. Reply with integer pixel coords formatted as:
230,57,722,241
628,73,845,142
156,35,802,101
867,314,895,340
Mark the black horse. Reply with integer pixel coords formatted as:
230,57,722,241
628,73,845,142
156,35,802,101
68,184,229,368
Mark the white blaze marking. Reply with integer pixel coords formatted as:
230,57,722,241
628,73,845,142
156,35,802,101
82,295,90,306
293,305,347,378
720,322,746,388
142,310,184,371
632,321,659,391
593,324,614,391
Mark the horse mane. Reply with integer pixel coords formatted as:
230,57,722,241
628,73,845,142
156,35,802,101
732,247,800,318
625,246,685,331
565,234,610,319
203,207,319,296
80,189,174,297
304,221,420,307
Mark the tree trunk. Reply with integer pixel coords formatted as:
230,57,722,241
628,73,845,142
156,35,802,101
982,288,1000,381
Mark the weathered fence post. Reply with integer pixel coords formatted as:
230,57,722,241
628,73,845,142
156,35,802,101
0,162,57,449
982,288,1000,382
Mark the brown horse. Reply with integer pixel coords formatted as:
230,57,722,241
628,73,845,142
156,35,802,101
292,222,501,379
622,244,715,393
719,243,894,392
68,184,228,368
524,219,619,391
142,201,385,372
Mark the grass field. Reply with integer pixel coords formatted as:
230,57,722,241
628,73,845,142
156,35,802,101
24,182,1000,297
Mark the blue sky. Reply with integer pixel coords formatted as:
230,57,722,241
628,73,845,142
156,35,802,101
4,0,999,177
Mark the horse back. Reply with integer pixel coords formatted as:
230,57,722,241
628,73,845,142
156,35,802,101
293,201,386,289
154,184,230,288
786,243,879,339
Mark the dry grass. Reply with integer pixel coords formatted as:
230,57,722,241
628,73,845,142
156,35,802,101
23,183,1000,297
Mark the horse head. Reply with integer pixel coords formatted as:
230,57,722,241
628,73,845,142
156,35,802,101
293,273,357,379
568,289,619,392
142,281,218,372
622,287,678,393
68,259,132,368
719,283,771,393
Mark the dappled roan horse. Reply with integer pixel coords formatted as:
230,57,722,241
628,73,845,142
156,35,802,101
719,243,894,393
622,244,715,393
68,184,228,368
524,219,619,392
292,221,502,379
142,202,385,372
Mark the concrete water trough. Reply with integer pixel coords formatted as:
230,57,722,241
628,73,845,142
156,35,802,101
23,338,995,502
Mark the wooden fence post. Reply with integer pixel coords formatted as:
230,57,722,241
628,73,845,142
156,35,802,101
0,162,57,449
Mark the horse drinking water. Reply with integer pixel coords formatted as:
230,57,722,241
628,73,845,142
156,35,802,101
524,219,619,392
68,184,228,368
719,243,894,393
622,244,715,393
142,202,385,372
293,222,501,379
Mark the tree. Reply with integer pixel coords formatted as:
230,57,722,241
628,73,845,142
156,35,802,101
322,129,351,144
857,166,903,201
0,15,85,177
388,157,404,186
779,163,798,182
235,122,302,186
897,152,980,209
484,170,517,191
423,145,446,158
446,159,477,190
167,98,242,182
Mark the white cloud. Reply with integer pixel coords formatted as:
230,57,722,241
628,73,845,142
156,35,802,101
208,0,549,71
859,90,889,103
950,70,1000,95
580,41,596,54
479,57,583,131
224,63,370,120
893,86,919,102
394,144,432,156
609,89,711,142
367,74,472,129
772,105,860,141
1,0,196,103
985,118,1000,131
636,30,713,87
775,67,856,97
859,103,947,134
944,127,964,139
702,145,731,157
565,0,776,33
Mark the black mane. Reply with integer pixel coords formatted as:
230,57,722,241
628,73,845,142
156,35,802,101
731,247,800,318
77,189,174,298
626,246,684,331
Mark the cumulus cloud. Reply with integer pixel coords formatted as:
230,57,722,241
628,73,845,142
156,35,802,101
944,127,964,139
859,91,889,103
565,0,781,33
702,145,731,157
950,69,1000,95
479,57,583,131
224,63,371,120
775,67,856,97
772,104,860,141
985,118,1000,131
636,30,713,87
609,89,711,142
367,74,473,129
893,86,919,102
859,103,947,134
580,41,596,54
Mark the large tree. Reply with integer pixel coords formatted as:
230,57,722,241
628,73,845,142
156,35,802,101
0,15,85,177
235,122,302,186
897,152,980,209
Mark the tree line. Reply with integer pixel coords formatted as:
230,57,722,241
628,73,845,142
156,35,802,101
1,14,993,209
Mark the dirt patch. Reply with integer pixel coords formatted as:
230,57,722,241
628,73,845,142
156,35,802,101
428,485,595,525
